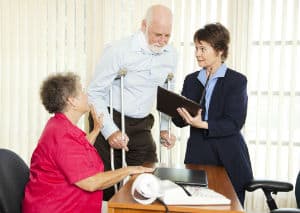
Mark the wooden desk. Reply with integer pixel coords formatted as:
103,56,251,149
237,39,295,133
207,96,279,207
108,165,244,213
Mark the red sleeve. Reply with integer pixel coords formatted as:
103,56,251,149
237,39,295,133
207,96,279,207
54,133,103,184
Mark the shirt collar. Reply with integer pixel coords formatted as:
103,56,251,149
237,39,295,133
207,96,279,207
54,113,86,138
197,63,227,86
133,30,170,55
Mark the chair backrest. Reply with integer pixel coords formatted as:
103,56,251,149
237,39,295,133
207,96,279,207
296,170,300,208
0,149,29,213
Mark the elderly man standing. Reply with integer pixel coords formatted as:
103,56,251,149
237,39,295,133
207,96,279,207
88,4,177,200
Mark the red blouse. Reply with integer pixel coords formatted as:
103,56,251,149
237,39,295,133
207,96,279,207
23,113,104,213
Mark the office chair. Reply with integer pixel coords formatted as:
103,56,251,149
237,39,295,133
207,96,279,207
246,171,300,213
0,149,29,213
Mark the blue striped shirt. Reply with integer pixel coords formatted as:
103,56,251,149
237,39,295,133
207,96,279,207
88,31,178,139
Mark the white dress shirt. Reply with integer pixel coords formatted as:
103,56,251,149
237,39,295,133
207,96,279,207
88,31,178,139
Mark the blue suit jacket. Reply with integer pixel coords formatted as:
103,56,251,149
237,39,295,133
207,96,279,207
173,68,253,202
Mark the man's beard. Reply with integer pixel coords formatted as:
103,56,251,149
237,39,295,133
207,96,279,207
148,43,163,54
144,30,164,54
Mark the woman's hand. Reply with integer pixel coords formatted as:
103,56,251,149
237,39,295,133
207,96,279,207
127,166,155,175
90,104,103,133
177,107,208,129
86,105,103,145
75,166,154,191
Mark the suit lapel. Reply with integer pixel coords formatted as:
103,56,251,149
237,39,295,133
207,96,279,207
207,70,229,116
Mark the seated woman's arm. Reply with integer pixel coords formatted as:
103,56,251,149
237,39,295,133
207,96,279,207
75,166,153,192
86,105,103,145
86,129,101,145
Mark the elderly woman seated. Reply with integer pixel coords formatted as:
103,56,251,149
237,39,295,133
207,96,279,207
22,72,153,213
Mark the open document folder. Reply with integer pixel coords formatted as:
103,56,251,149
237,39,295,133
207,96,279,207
156,86,201,118
131,174,231,205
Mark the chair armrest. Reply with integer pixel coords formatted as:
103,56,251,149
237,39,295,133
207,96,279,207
271,208,300,213
246,180,293,193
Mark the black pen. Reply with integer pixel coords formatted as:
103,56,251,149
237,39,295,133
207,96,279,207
178,184,192,196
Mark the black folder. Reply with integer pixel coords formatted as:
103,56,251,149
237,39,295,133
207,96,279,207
156,86,201,118
153,167,208,187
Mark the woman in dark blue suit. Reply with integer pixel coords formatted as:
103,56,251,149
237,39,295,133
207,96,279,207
173,23,253,205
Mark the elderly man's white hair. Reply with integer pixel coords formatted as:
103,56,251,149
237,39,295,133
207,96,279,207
144,4,173,25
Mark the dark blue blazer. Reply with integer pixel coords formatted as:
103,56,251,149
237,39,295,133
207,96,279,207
173,68,253,203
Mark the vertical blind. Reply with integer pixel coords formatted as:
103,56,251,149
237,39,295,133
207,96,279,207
0,0,299,212
244,0,300,211
1,0,90,162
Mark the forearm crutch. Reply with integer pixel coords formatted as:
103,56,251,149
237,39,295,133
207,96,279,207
110,69,128,191
159,73,174,166
109,85,118,193
119,69,127,167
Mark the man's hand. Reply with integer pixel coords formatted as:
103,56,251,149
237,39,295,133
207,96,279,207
108,131,129,151
160,130,176,149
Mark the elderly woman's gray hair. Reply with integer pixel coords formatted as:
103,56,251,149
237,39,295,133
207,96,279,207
40,72,80,113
